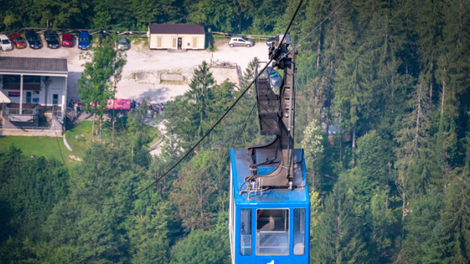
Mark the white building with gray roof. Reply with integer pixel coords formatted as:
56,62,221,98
0,56,68,136
148,24,205,50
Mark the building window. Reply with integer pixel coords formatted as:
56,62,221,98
53,94,59,105
256,209,289,256
293,209,305,255
3,75,20,83
23,76,40,83
26,92,32,103
240,209,252,256
3,75,40,83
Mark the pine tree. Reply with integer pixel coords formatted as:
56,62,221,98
301,120,325,190
439,121,470,263
393,80,434,254
333,43,374,158
127,192,172,264
401,194,444,263
310,178,368,263
169,212,230,264
164,61,216,150
77,41,126,136
170,151,221,231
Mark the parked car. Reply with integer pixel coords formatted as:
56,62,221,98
62,33,73,47
228,35,254,47
266,37,275,46
262,67,282,89
44,29,60,49
0,34,14,51
117,36,130,50
25,29,42,49
9,32,26,49
78,31,90,50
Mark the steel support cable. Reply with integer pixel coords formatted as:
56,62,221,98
54,0,347,206
98,63,275,206
92,0,306,206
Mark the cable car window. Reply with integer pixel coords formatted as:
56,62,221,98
240,209,252,255
293,208,305,255
256,209,289,255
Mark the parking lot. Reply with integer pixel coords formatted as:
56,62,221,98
0,38,269,103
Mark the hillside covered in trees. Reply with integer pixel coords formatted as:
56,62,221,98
1,0,470,263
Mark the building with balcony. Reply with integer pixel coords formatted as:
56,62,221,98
0,56,68,136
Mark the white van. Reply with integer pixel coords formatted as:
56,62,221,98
0,34,13,51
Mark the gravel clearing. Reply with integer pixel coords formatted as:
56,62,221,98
1,39,269,103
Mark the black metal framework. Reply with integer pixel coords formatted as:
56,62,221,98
245,34,297,190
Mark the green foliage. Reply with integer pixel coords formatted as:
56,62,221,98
127,193,172,264
170,150,224,231
129,0,179,30
310,179,368,263
2,0,470,263
0,136,72,163
165,61,239,151
170,212,230,264
0,146,69,263
355,131,393,190
402,194,445,263
301,120,325,189
78,40,126,116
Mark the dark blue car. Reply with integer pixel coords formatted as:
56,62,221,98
78,31,90,50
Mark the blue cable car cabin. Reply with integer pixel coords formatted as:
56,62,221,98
229,34,309,264
229,148,310,264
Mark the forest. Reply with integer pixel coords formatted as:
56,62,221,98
1,0,470,263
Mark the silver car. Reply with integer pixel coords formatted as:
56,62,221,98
0,34,13,51
118,36,130,50
229,35,254,47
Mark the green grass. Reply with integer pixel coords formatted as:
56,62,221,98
0,120,162,164
65,121,111,159
66,120,162,155
147,127,163,146
0,135,74,163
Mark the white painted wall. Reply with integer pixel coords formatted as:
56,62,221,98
149,33,205,50
47,76,65,106
0,75,66,106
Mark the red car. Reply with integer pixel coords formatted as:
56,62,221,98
9,32,26,49
62,33,73,47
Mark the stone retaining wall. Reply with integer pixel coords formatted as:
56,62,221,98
160,73,184,81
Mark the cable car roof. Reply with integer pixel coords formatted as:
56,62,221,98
231,149,309,205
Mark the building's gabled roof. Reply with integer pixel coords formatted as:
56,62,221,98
0,57,68,74
148,24,205,35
